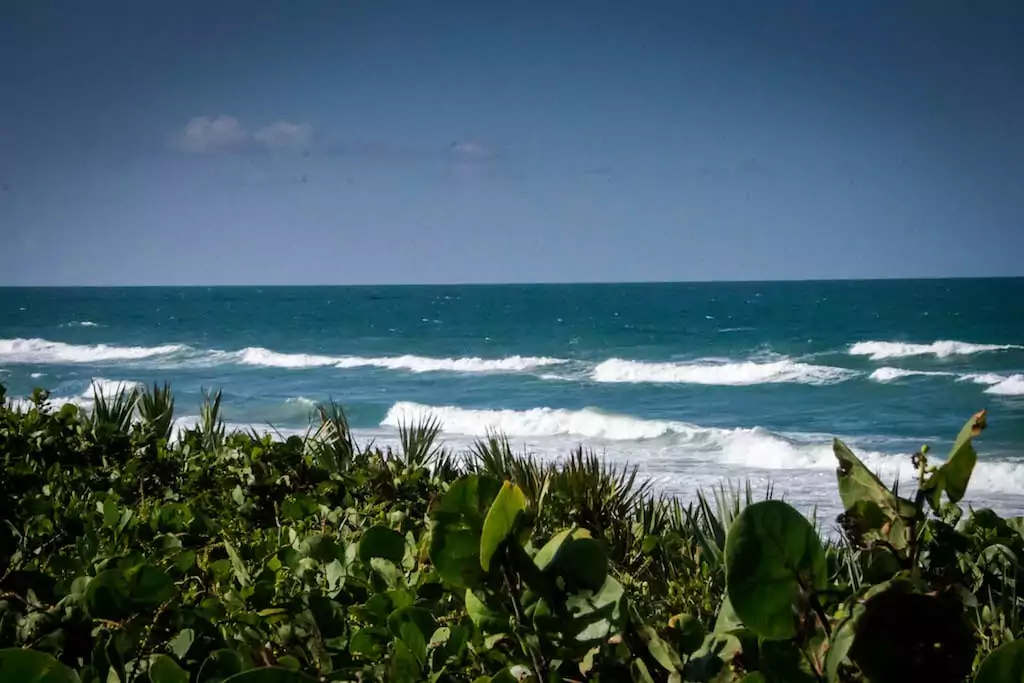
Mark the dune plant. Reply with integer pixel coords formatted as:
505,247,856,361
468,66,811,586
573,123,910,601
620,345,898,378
0,386,1021,682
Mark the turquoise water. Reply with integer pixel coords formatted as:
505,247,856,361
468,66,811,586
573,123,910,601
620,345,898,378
2,280,1023,518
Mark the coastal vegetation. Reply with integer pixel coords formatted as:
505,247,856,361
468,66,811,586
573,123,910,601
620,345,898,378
1,384,1023,682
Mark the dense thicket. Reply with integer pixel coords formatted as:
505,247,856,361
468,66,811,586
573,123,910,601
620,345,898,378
1,384,1022,682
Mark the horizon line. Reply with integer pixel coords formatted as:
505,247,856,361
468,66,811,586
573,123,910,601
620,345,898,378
1,274,1023,289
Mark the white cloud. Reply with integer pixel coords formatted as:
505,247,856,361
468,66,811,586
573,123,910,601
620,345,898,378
175,115,248,153
254,121,313,152
450,141,492,161
172,116,313,154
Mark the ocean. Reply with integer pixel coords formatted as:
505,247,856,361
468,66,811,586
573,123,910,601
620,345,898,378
2,280,1023,521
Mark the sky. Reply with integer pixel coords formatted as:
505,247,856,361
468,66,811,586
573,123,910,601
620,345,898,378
1,0,1022,286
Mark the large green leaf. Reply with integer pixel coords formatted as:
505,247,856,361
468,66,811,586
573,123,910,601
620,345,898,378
565,575,626,644
221,669,316,683
387,606,436,665
83,569,131,620
976,640,1024,683
429,475,503,587
480,481,527,571
127,564,176,607
848,585,974,683
922,410,986,508
532,528,608,592
198,650,244,683
465,589,509,633
0,649,80,683
833,438,915,549
149,655,189,683
724,500,827,640
358,525,407,565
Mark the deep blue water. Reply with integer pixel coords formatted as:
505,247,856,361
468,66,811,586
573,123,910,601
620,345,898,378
2,280,1023,518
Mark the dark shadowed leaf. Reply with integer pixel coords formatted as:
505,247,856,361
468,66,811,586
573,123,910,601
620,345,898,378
198,650,244,683
359,525,407,565
149,655,189,683
976,640,1024,683
221,669,316,683
0,649,81,683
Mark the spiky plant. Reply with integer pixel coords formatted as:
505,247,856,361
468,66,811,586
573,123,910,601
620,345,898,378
306,402,359,474
197,389,226,452
89,382,139,433
469,431,550,512
547,447,650,538
136,382,175,442
398,415,444,469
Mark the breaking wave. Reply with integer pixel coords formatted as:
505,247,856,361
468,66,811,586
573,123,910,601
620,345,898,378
869,367,956,383
591,358,855,386
235,347,565,374
850,340,1023,360
0,338,186,364
379,402,1024,494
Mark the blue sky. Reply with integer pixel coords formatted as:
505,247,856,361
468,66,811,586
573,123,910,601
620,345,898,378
1,0,1022,285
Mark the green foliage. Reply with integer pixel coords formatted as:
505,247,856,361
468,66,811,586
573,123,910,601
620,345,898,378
725,500,827,640
0,386,1020,682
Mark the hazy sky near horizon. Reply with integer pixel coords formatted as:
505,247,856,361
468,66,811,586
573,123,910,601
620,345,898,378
1,1,1023,286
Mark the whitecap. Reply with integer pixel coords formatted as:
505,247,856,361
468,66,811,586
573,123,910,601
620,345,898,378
0,338,187,364
869,367,956,383
378,401,1024,495
235,346,565,374
850,340,1022,360
591,357,855,386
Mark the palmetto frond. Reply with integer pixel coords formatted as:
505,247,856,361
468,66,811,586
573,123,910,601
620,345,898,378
137,382,175,441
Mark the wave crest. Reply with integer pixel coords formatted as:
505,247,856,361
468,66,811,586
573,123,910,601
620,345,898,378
850,340,1023,360
0,338,187,364
591,358,855,386
869,367,955,383
237,347,564,374
379,402,1024,494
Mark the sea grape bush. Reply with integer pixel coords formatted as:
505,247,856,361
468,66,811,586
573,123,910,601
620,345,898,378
1,383,1023,682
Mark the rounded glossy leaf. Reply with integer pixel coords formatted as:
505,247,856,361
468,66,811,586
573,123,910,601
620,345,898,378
358,525,407,565
128,565,176,607
724,500,827,640
0,649,80,683
222,668,316,682
668,613,705,655
198,650,244,683
976,640,1024,683
149,655,189,683
83,569,131,620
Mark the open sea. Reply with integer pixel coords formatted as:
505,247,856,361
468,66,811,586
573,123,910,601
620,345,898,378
2,280,1023,522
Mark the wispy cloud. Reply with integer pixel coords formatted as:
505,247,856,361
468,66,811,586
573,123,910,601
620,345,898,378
172,116,313,154
174,115,248,153
254,121,313,152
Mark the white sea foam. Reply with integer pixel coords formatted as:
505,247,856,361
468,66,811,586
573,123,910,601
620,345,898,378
382,401,690,440
66,321,100,328
236,346,564,374
869,367,955,383
0,338,187,364
30,372,45,379
959,373,1008,386
85,378,143,399
591,358,855,386
379,401,1024,495
984,374,1024,396
850,340,1023,360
